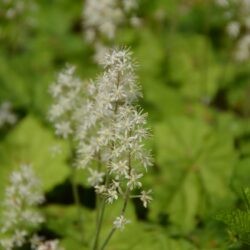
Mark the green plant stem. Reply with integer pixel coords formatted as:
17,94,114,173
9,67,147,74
100,228,116,250
93,73,121,250
96,194,101,229
96,154,102,228
68,137,84,242
71,168,84,242
71,169,81,215
100,151,132,250
100,187,130,250
92,170,110,250
93,197,106,250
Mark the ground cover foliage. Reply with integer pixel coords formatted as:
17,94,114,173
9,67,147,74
0,0,250,249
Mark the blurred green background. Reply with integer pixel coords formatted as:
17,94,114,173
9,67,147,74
0,0,250,249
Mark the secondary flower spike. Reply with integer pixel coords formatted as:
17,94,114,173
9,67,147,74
0,164,44,250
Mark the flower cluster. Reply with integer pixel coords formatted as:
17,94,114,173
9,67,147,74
0,0,37,42
75,48,153,209
0,0,37,20
83,0,138,42
36,240,64,250
82,0,140,63
113,215,130,231
0,164,45,250
48,48,153,232
216,0,250,61
30,236,65,250
0,101,17,129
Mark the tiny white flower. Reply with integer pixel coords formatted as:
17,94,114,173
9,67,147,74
49,144,62,157
215,0,229,7
88,169,105,186
36,239,64,250
106,188,118,204
130,16,142,28
13,230,27,247
49,83,63,98
109,160,129,177
122,0,137,12
95,184,106,195
55,121,73,139
226,21,240,38
113,215,130,230
10,171,22,184
126,170,143,190
0,101,17,128
235,34,250,61
140,190,153,208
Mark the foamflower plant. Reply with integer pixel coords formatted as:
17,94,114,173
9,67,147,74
48,48,153,250
76,48,153,250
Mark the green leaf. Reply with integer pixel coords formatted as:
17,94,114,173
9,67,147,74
232,158,250,193
43,203,197,250
0,115,70,200
107,223,197,250
151,116,236,232
167,35,221,101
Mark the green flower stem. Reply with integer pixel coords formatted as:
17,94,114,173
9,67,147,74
100,151,131,250
100,187,131,250
100,228,116,250
93,73,122,250
92,170,110,250
70,167,85,243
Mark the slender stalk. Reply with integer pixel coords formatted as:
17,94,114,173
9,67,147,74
92,197,106,250
96,154,102,228
69,139,84,242
93,71,122,250
99,187,130,250
100,228,116,250
96,195,101,228
70,167,84,242
121,187,130,213
71,169,81,208
92,170,110,250
99,151,132,250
